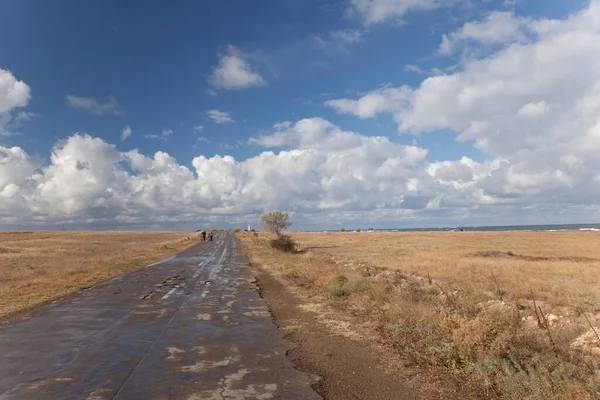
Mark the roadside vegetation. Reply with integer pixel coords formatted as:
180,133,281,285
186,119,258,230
237,231,600,399
0,231,200,319
259,210,297,252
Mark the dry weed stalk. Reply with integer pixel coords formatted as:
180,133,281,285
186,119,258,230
583,312,600,345
537,305,559,358
488,267,502,300
514,299,521,322
435,283,457,310
532,298,544,329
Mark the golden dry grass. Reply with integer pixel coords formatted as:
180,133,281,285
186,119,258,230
0,231,200,319
237,231,600,399
291,231,600,308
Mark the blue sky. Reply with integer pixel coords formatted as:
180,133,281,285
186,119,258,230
0,0,598,230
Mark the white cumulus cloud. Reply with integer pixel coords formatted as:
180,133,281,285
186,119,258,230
0,67,32,136
325,0,600,216
326,86,411,119
3,112,600,229
209,45,266,90
0,119,499,228
439,11,531,55
0,68,30,113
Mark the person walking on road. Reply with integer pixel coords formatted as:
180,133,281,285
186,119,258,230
201,231,206,241
209,232,213,242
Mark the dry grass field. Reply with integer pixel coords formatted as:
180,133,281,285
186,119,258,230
293,231,600,308
0,231,200,319
237,231,600,400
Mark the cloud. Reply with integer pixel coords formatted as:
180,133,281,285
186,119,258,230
144,128,173,140
4,111,600,228
330,29,364,44
0,111,41,137
193,125,205,132
439,11,531,55
3,3,600,229
209,45,267,90
120,125,132,142
0,68,32,136
313,29,365,53
0,120,447,228
206,110,235,124
348,0,455,26
325,0,600,209
325,85,411,119
517,101,548,118
403,64,445,76
0,146,41,190
0,68,30,113
14,111,40,123
273,121,292,131
197,136,210,144
66,95,123,116
205,88,218,97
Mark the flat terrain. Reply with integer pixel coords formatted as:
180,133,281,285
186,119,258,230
0,232,318,399
292,231,600,308
0,231,201,319
237,231,600,399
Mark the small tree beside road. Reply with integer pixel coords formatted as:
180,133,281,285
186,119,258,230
259,211,292,236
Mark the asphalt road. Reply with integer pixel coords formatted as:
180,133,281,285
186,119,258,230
0,231,320,399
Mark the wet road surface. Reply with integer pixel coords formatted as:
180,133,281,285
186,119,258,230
0,232,320,399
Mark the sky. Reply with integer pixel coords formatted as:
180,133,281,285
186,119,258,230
0,0,599,231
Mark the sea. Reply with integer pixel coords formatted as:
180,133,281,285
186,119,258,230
328,223,600,233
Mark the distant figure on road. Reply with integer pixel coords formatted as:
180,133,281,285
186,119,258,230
201,231,206,241
209,232,213,242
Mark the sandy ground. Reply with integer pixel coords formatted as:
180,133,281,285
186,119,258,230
0,230,201,319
